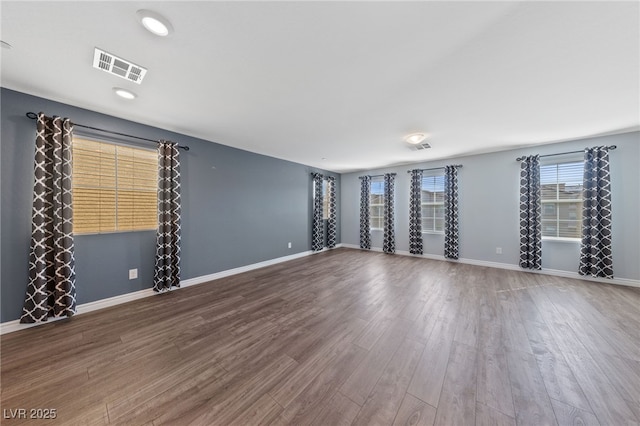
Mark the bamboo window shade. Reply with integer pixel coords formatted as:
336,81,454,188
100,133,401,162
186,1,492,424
72,137,158,234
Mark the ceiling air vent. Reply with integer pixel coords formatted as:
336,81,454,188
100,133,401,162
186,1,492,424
411,142,431,151
92,48,147,84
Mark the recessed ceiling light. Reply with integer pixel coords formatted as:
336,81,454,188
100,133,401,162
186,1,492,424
404,133,427,145
113,87,137,100
136,10,173,37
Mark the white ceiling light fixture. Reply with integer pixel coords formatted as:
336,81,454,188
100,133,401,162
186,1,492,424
404,133,427,145
113,87,137,100
136,10,173,37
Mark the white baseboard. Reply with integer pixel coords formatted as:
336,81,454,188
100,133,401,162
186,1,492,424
340,243,640,288
1,246,344,335
5,242,632,335
180,249,316,287
0,288,156,335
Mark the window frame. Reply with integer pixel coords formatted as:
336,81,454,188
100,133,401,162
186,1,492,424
312,177,331,220
540,157,584,241
369,176,384,231
421,173,445,234
72,136,158,235
322,179,329,220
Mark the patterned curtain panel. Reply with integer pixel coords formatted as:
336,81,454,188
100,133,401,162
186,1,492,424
444,165,459,259
359,176,371,249
409,169,423,255
154,141,182,292
326,176,337,249
579,146,613,278
311,173,324,251
383,173,396,254
519,155,542,270
21,113,77,323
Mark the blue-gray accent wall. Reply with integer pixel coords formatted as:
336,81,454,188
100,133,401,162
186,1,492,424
1,88,340,323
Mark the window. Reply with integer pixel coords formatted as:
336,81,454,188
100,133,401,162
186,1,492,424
72,137,158,234
540,161,583,239
313,178,330,220
370,177,384,230
322,179,329,219
421,175,445,233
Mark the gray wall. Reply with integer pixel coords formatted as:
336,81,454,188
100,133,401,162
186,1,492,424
1,88,340,322
341,132,640,281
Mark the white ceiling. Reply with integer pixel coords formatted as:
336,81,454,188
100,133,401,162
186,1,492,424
1,1,638,173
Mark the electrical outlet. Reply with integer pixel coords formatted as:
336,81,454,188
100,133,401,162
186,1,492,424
129,268,138,280
288,242,292,249
496,247,502,254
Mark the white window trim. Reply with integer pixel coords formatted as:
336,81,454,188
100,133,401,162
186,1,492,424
369,176,385,231
421,201,444,235
543,236,581,243
314,178,330,220
370,201,384,231
541,199,582,242
540,158,583,240
72,136,158,235
420,173,445,234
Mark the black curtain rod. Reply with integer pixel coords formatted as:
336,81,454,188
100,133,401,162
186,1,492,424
359,173,393,178
516,145,616,161
406,164,463,173
26,112,190,151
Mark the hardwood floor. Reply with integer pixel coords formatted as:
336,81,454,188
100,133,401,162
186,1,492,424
1,248,639,425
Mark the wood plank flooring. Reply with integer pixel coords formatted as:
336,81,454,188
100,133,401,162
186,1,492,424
1,248,639,425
